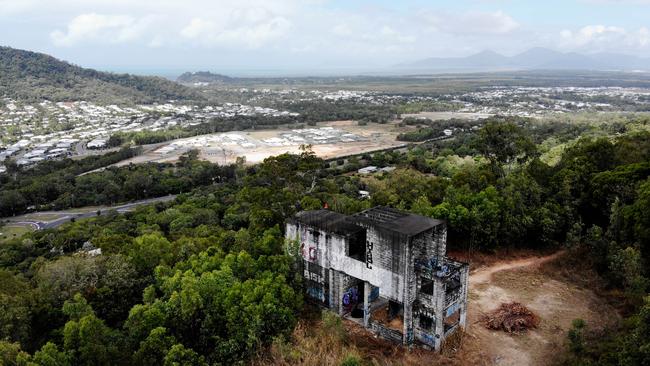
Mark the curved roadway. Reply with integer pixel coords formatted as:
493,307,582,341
4,195,176,231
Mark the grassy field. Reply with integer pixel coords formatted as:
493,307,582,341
0,225,33,243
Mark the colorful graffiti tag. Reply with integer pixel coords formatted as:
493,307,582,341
307,286,325,302
342,287,359,312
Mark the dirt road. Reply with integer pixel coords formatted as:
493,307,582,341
469,252,564,285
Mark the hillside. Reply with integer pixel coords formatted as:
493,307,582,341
0,46,202,104
177,71,236,84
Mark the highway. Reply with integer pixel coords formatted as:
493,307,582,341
5,195,177,231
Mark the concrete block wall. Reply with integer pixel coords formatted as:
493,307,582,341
287,212,466,353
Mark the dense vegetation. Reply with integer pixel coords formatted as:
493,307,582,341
0,47,201,103
280,100,398,123
0,117,648,364
396,117,485,142
0,149,232,216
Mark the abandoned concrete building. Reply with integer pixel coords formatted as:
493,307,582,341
285,206,469,351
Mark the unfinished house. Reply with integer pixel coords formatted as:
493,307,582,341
285,206,469,351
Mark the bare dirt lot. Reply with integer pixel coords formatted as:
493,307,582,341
451,252,616,366
114,120,408,167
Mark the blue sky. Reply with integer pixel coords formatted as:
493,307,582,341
0,0,648,74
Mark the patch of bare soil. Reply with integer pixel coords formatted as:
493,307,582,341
464,251,618,366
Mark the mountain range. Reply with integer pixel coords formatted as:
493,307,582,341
399,48,650,72
0,46,201,104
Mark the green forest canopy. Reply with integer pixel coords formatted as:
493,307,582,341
0,119,648,365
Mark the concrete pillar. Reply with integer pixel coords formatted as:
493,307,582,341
434,279,445,351
363,281,370,327
459,266,469,329
403,239,413,346
338,272,344,315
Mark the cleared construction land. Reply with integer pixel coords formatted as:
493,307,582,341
116,120,408,166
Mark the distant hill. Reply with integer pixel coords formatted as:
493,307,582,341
400,48,650,72
0,46,201,104
177,71,236,84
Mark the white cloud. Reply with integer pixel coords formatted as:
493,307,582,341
420,10,519,35
180,10,291,48
50,13,156,46
559,25,650,52
2,0,649,68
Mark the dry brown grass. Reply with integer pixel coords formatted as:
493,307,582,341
251,310,364,366
251,309,468,366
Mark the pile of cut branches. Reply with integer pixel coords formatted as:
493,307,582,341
481,302,540,333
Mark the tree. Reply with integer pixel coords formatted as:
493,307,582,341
0,270,31,345
62,313,120,366
32,342,71,366
0,190,27,216
128,233,173,274
133,327,176,366
163,344,207,366
0,340,31,366
475,120,537,175
62,293,94,321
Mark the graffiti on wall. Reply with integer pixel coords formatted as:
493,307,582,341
307,286,325,302
369,285,380,302
304,269,325,284
309,247,317,261
420,332,435,347
445,302,460,317
342,287,359,312
366,241,373,269
304,262,329,305
300,242,318,262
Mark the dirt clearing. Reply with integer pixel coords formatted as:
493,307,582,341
464,252,617,366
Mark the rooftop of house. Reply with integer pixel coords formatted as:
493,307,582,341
293,206,443,238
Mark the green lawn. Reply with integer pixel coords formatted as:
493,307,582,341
0,225,34,243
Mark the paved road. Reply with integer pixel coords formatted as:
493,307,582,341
6,195,177,230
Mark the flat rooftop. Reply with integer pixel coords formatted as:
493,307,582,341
354,206,443,237
293,206,443,237
293,210,365,236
